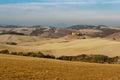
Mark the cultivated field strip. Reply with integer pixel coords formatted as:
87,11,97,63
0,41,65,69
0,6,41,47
0,54,120,80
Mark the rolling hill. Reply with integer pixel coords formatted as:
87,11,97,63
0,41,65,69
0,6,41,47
0,54,120,80
0,25,120,80
0,34,120,57
106,32,120,41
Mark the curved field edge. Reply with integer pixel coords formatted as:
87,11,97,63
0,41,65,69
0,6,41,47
0,54,120,80
0,37,120,57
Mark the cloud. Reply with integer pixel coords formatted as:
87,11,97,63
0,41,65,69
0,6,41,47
1,0,120,5
0,0,119,13
0,0,120,26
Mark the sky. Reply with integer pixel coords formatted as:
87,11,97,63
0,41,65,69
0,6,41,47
0,0,120,27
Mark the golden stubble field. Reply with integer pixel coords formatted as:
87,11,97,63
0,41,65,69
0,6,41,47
0,35,120,57
0,54,120,80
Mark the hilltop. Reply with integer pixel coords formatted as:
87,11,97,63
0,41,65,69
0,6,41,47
0,25,120,38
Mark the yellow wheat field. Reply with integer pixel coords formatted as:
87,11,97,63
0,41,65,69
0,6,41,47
0,54,120,80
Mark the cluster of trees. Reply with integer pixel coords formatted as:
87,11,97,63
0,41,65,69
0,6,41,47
0,31,25,35
57,54,120,64
0,50,55,59
0,49,120,64
6,42,17,45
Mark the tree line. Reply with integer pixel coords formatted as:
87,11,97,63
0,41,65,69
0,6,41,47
0,49,120,64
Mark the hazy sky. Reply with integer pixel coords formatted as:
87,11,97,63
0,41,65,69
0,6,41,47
0,0,120,26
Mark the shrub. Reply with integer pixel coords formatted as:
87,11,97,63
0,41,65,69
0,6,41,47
90,55,108,63
44,54,55,59
72,54,90,61
113,38,116,40
22,53,28,56
17,52,24,56
0,50,9,54
82,37,86,39
57,56,72,61
36,52,45,58
27,52,36,57
6,42,17,45
77,33,83,36
21,52,45,58
18,52,36,57
10,52,17,55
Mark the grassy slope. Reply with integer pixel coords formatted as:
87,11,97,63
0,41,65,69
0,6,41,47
0,54,120,80
0,35,120,57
